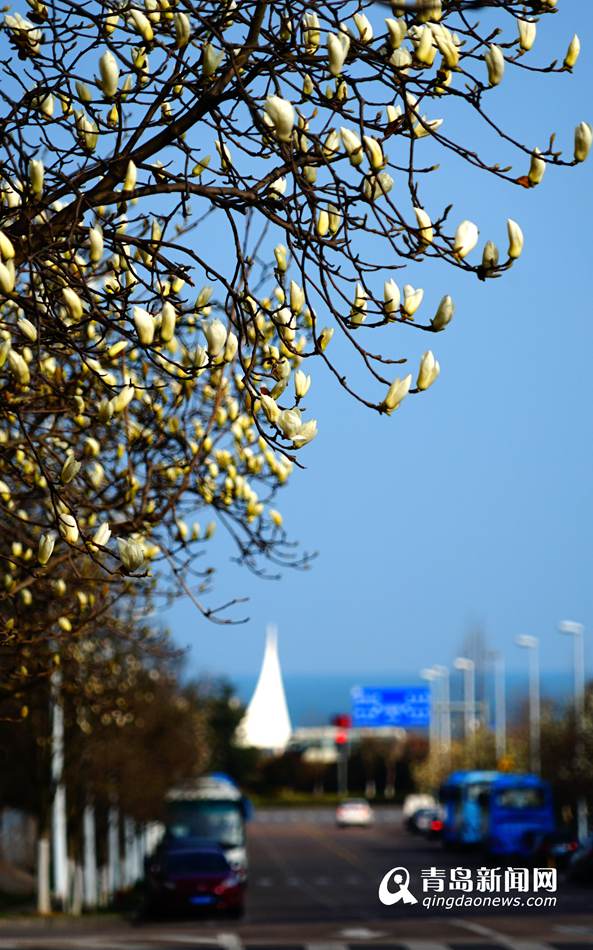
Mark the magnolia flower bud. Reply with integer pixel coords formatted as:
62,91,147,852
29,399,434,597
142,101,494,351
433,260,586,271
294,369,311,399
340,127,363,166
124,160,137,192
129,8,153,42
290,280,305,314
89,225,103,263
390,48,412,70
59,512,79,544
99,50,119,96
453,220,479,259
318,327,334,351
175,11,191,47
133,306,155,345
363,135,384,171
316,209,329,237
353,12,373,43
431,294,454,331
0,261,14,295
417,350,440,390
574,122,593,163
62,286,83,319
414,25,436,66
403,284,424,317
482,240,499,271
9,350,30,385
204,318,227,357
274,244,288,272
269,509,283,528
38,531,56,565
18,317,37,342
61,453,81,484
414,207,433,245
39,93,54,118
485,45,505,86
93,522,111,547
264,95,295,143
111,383,134,413
0,230,15,260
117,537,145,571
507,218,524,259
385,17,406,49
564,34,580,69
363,171,393,201
328,32,350,76
29,159,44,196
224,330,238,362
528,148,546,186
383,279,401,317
350,282,367,326
261,394,281,424
203,43,222,77
383,374,411,414
160,301,176,342
328,204,341,235
279,407,302,440
517,19,536,52
302,11,320,54
293,418,318,447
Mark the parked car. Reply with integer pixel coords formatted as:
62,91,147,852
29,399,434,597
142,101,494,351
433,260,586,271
406,806,443,838
567,836,593,884
525,829,579,870
336,799,374,827
145,843,245,916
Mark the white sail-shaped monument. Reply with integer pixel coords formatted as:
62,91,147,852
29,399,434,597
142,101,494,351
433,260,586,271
236,625,292,753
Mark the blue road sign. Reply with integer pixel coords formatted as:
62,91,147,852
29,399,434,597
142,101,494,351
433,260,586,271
351,685,430,728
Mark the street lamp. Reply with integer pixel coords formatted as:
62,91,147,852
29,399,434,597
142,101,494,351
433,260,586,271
488,651,507,763
433,665,451,754
421,667,440,756
515,635,540,774
454,657,476,740
559,620,587,841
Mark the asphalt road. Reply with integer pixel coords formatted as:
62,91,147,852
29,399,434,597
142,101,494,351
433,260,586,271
1,807,593,949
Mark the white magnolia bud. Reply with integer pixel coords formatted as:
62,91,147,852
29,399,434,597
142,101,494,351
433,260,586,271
385,17,406,50
124,160,137,192
261,394,281,424
62,286,83,318
363,135,384,171
453,220,479,259
353,12,373,43
414,25,436,66
38,531,56,565
290,280,305,314
224,330,238,362
431,294,454,331
99,50,119,96
363,171,394,201
528,148,546,186
517,19,536,52
292,418,317,447
403,284,424,317
574,122,593,163
8,350,29,384
18,317,37,342
117,537,145,571
417,350,440,390
0,260,14,295
482,240,499,271
507,218,524,260
302,11,320,54
29,159,44,196
274,244,288,272
61,453,81,484
383,279,401,317
350,282,367,325
264,95,295,143
328,32,350,76
175,11,191,48
0,230,15,260
89,225,104,262
564,34,580,69
203,43,222,77
133,306,155,345
93,522,111,547
340,127,363,166
160,301,176,342
129,8,153,42
485,45,505,86
279,408,302,440
59,512,79,544
294,369,311,399
383,374,411,414
414,207,433,245
204,318,227,357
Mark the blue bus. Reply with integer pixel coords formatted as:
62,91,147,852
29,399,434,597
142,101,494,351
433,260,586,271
486,773,555,857
439,770,500,846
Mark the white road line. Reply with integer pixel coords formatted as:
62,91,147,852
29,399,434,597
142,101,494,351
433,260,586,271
217,933,242,950
146,935,221,946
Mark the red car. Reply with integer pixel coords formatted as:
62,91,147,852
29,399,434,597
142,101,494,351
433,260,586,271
146,845,245,917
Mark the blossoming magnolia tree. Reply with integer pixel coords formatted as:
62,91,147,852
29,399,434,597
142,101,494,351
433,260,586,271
0,0,589,621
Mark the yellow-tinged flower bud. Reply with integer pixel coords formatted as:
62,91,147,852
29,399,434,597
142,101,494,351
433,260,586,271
290,280,305,315
414,25,436,66
261,394,281,424
205,521,216,539
528,148,546,186
385,17,406,50
204,319,227,357
328,204,341,234
574,122,593,163
340,127,363,166
203,42,222,77
350,282,367,326
316,209,329,237
485,45,505,86
417,350,440,390
353,12,372,43
518,19,536,52
482,240,499,272
507,218,524,260
58,511,79,544
124,160,137,192
274,244,288,272
414,206,433,245
383,279,400,317
453,219,479,259
160,301,176,342
0,260,15,294
175,11,191,47
383,374,411,414
61,453,81,484
269,509,283,527
62,286,83,319
302,11,320,54
8,350,30,384
58,617,72,632
264,95,295,143
0,230,15,260
318,327,334,351
29,159,44,196
564,34,580,69
327,32,350,76
117,536,145,571
99,50,119,96
403,284,424,317
104,12,119,33
38,531,56,565
363,135,385,171
93,522,111,547
129,8,153,41
133,305,155,345
18,317,37,342
431,294,454,331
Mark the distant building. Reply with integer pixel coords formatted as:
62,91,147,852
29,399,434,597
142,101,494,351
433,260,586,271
236,625,292,753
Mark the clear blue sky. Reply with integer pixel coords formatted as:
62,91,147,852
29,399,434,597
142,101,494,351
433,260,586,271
163,4,593,682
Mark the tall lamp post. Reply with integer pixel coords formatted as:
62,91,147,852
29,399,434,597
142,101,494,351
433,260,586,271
454,657,476,740
488,651,507,764
421,667,440,756
559,620,587,841
515,635,540,774
433,665,451,755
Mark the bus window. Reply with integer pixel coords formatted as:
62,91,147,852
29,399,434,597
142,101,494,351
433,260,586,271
495,787,545,809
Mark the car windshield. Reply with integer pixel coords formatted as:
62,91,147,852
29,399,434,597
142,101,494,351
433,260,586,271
166,801,244,846
165,851,229,875
495,787,545,809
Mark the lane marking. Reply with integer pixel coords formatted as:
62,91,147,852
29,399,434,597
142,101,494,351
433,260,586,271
217,933,242,950
451,918,519,948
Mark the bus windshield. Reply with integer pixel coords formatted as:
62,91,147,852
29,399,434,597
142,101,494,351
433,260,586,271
166,801,244,847
494,787,546,810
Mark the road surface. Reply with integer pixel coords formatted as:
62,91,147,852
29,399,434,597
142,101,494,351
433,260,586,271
1,807,592,949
